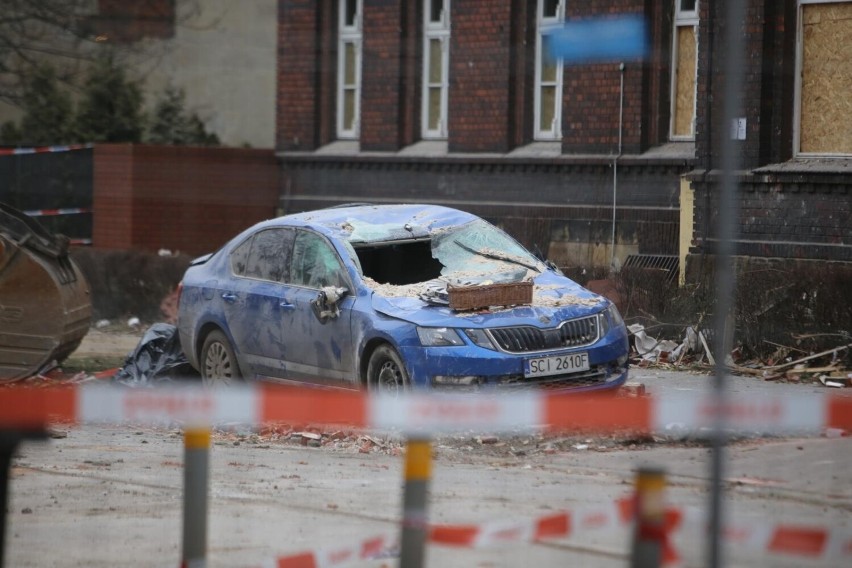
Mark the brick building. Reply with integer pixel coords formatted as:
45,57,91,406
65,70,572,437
275,0,850,282
686,0,851,270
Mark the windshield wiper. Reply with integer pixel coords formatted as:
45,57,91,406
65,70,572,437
452,240,542,272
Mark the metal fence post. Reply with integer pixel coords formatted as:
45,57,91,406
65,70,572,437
182,428,210,568
399,436,432,568
631,466,667,568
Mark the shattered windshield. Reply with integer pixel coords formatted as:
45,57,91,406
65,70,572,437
431,219,544,282
353,218,546,302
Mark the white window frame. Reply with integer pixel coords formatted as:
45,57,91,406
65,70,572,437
534,0,565,141
337,0,362,139
422,0,450,139
793,0,851,157
669,0,698,141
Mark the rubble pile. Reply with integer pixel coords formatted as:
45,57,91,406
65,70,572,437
628,324,851,387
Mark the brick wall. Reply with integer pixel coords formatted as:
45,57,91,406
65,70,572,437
277,0,322,151
561,1,651,154
689,171,852,262
280,154,690,268
448,1,515,153
694,0,799,170
89,0,175,43
361,0,409,151
93,144,278,255
276,0,675,154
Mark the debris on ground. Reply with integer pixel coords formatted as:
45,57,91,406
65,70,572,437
627,323,851,388
3,366,115,387
211,421,722,458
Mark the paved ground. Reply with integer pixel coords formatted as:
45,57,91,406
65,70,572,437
4,334,849,567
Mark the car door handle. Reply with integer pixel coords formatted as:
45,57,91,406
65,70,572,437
221,292,237,303
279,299,295,311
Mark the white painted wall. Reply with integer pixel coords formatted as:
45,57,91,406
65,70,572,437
133,0,277,148
0,0,277,149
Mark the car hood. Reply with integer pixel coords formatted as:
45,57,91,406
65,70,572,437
370,271,608,328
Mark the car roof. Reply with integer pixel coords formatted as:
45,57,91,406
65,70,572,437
261,203,479,243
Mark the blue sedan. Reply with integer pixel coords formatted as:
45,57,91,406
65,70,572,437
177,204,629,392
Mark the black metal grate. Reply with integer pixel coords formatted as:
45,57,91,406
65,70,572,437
622,254,680,283
489,315,600,353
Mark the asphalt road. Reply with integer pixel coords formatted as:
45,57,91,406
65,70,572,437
5,368,850,567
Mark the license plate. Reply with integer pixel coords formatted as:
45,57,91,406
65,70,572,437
524,352,590,378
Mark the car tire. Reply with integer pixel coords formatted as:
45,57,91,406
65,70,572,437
367,344,410,393
201,330,242,387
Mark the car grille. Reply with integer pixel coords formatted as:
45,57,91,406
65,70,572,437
488,315,600,353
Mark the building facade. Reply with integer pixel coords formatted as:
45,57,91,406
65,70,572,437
686,0,851,270
276,0,850,280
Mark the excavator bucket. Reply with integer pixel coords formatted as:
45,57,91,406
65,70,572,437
0,202,92,382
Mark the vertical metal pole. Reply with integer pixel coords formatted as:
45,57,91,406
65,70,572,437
709,1,747,567
182,428,211,568
611,62,626,269
631,466,666,568
399,437,432,568
0,431,45,568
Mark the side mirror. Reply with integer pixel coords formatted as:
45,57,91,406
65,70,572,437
310,286,349,323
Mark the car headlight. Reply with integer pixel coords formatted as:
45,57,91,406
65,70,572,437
599,303,625,336
417,327,465,347
463,328,496,350
607,303,625,327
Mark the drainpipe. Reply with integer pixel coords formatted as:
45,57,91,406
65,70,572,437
611,62,625,271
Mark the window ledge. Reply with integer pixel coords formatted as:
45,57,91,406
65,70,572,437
314,141,360,155
507,141,562,158
397,140,448,157
754,157,852,175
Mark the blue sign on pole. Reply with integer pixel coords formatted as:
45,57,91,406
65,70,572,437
546,15,648,64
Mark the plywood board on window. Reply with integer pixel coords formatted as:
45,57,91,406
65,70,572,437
673,26,696,137
800,2,852,154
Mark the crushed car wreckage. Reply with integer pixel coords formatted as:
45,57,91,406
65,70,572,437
177,203,630,392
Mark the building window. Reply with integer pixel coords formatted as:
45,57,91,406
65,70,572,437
535,0,565,140
795,0,852,156
422,0,450,139
337,0,362,139
670,0,698,140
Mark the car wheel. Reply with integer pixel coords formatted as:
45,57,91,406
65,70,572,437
367,345,410,394
201,330,241,387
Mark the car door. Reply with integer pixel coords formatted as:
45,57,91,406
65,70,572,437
221,228,295,378
275,229,355,386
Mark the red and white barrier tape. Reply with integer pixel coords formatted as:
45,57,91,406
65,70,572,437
0,384,850,434
680,507,852,562
267,498,851,567
262,531,397,568
429,499,633,548
0,143,92,156
23,207,91,217
268,500,634,568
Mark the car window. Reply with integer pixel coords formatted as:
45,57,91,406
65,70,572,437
244,228,295,282
291,230,347,289
230,237,252,276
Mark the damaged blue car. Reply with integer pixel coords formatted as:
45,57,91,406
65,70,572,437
177,204,629,392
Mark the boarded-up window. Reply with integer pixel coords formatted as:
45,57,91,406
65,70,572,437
799,2,852,154
672,27,697,137
671,1,698,139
